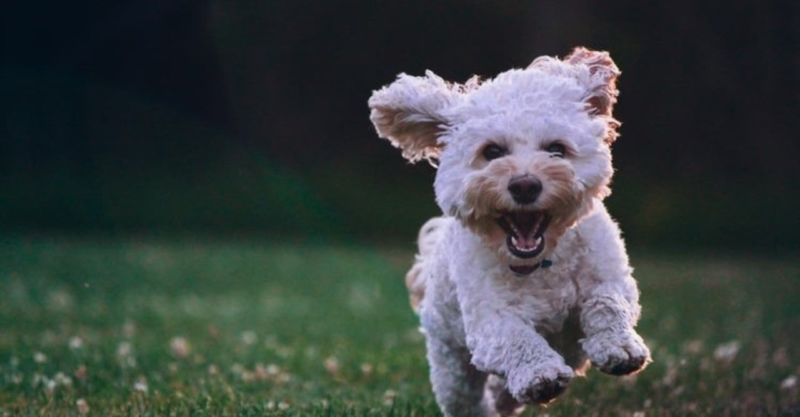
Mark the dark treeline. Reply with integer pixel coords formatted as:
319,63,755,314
2,0,798,247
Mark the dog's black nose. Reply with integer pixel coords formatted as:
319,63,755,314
508,175,542,204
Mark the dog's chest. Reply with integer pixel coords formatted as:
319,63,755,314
502,266,580,334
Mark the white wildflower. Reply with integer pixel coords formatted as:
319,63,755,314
69,336,84,350
76,398,90,415
383,389,397,406
324,356,339,375
361,362,373,376
781,375,797,390
241,331,257,346
44,378,56,393
133,377,148,393
54,372,72,386
169,337,191,358
276,371,292,384
116,342,132,358
713,341,740,363
207,364,219,375
117,341,136,367
231,363,245,375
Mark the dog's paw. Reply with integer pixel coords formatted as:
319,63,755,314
582,329,651,375
507,361,574,404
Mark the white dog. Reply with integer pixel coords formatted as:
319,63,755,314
368,47,651,417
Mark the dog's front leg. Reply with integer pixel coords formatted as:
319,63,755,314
460,295,574,404
577,209,651,375
579,290,650,375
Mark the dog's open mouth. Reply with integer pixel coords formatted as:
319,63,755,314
496,211,550,260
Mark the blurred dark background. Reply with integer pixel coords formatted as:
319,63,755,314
2,0,798,249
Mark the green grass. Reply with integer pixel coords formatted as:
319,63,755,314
0,236,798,416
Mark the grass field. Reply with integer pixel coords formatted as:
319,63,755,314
0,236,798,416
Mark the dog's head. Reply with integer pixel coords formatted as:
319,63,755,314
369,47,621,274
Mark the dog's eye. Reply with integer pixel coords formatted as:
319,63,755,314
544,142,567,157
481,144,508,161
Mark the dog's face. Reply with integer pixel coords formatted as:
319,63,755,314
369,48,621,274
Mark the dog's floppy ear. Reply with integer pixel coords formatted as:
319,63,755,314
369,71,457,163
530,47,621,144
564,47,620,118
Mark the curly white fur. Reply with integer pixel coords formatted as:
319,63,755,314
369,47,651,417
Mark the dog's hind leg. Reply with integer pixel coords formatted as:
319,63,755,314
426,335,492,417
406,216,449,312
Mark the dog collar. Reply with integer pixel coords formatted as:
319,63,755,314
510,259,553,276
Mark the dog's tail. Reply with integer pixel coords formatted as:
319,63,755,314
405,216,449,313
